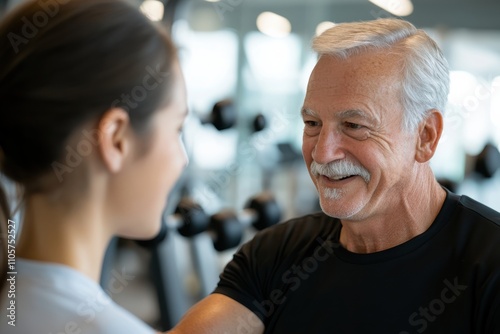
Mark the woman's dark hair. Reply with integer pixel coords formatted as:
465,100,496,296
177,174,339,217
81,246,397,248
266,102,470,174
0,0,178,289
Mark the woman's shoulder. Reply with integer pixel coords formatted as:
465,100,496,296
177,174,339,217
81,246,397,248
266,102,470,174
0,259,156,334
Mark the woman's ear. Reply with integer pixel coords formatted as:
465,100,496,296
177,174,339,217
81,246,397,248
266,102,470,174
97,108,132,173
415,109,444,163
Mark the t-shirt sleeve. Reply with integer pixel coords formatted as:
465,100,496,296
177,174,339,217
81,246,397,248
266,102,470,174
213,229,278,323
459,196,500,333
212,214,334,324
482,243,500,334
489,302,500,334
482,261,500,333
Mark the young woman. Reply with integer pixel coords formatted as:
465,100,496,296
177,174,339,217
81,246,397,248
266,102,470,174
0,0,187,332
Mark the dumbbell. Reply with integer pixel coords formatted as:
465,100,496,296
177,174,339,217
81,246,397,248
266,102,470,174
252,113,267,132
170,198,244,251
134,194,282,321
203,99,236,131
172,192,282,251
138,193,281,251
203,99,268,133
171,198,210,237
210,192,282,251
474,143,500,178
134,198,208,248
142,198,239,252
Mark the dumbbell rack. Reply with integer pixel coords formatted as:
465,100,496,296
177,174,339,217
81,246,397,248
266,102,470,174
100,192,282,331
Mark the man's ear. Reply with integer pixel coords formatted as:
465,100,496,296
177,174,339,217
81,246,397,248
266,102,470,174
415,109,444,163
97,108,132,173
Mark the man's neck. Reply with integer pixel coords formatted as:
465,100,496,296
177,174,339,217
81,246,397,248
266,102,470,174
339,172,447,254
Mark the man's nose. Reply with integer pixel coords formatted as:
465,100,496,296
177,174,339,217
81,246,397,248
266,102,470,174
312,127,346,164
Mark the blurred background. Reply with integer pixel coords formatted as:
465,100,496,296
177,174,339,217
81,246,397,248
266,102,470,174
2,0,500,331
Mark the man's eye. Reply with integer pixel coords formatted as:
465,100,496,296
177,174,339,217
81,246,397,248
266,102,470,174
304,120,319,127
345,122,363,129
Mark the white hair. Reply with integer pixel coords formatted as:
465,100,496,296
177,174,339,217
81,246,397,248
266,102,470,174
312,18,450,131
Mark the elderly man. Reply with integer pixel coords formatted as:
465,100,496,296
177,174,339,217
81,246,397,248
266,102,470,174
171,18,500,333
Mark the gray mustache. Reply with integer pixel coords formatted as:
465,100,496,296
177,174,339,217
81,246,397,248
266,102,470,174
310,160,371,183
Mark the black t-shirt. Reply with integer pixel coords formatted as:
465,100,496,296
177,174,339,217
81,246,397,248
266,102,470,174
214,191,500,333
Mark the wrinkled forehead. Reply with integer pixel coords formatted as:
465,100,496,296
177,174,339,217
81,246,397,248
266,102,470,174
303,52,406,127
306,51,404,97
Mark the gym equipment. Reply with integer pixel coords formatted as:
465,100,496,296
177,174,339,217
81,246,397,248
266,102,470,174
130,192,282,330
474,143,500,179
133,203,208,330
171,197,242,251
171,192,282,251
236,191,282,230
136,198,235,251
209,191,282,249
252,113,267,132
181,192,282,299
172,198,210,237
204,99,236,131
202,99,269,134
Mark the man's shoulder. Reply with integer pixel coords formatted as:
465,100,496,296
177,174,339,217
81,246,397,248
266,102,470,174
456,193,500,227
447,193,500,267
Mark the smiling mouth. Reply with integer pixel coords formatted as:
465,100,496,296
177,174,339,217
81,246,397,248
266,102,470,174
324,175,356,181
